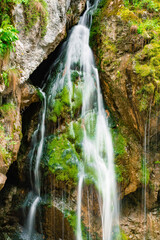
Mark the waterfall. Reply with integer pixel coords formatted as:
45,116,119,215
46,0,119,238
21,90,46,240
20,0,119,239
142,124,147,240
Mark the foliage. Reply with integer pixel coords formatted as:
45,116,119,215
0,122,16,164
124,0,160,13
140,158,150,185
71,70,80,83
118,7,139,22
115,164,124,183
48,86,70,123
72,83,83,115
111,129,127,156
0,16,19,56
23,0,48,37
47,135,80,183
134,40,160,112
67,120,83,154
112,228,128,240
64,209,91,240
0,103,15,117
0,67,19,87
37,88,44,101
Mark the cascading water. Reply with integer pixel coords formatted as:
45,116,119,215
20,0,119,239
21,90,46,240
46,0,119,239
142,124,147,240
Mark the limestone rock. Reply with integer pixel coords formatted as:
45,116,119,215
20,83,39,110
0,173,7,191
10,0,87,84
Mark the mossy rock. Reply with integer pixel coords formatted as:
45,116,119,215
67,120,83,154
46,135,80,184
47,86,70,123
71,82,83,115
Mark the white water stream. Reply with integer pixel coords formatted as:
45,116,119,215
54,0,120,239
20,0,119,239
21,90,46,240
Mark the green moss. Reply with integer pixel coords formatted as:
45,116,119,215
112,229,129,240
134,40,160,112
111,129,127,156
0,123,14,164
140,158,150,185
0,103,15,117
48,86,70,123
23,0,48,37
67,120,83,153
84,112,97,140
47,135,80,183
72,83,83,114
115,164,124,183
71,71,80,83
104,37,117,53
135,64,153,77
124,0,160,12
64,210,91,240
118,7,139,22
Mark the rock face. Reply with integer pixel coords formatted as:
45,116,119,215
90,0,160,239
0,0,86,192
11,0,86,84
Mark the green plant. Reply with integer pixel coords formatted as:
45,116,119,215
111,129,127,156
140,158,150,185
115,164,124,183
47,135,80,183
72,83,83,114
64,209,91,240
23,0,48,37
0,103,15,116
48,86,70,123
0,17,18,56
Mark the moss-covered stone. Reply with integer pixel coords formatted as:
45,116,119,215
46,135,80,184
47,86,70,123
72,82,83,115
23,0,48,37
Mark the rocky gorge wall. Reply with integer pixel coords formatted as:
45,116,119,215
0,0,86,191
0,0,160,240
90,0,160,238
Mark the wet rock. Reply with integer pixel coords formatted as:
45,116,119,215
20,83,39,110
10,0,87,84
0,173,7,191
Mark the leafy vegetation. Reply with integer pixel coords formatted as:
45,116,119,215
0,103,15,117
0,67,19,87
0,0,48,58
23,0,48,37
134,40,160,112
48,86,70,123
47,135,80,184
140,158,150,185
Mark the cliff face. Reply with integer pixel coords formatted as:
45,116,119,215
0,0,86,191
90,0,160,238
11,0,86,83
1,0,160,239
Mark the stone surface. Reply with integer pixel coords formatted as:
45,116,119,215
10,0,86,84
0,173,7,191
90,1,160,239
0,0,86,192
